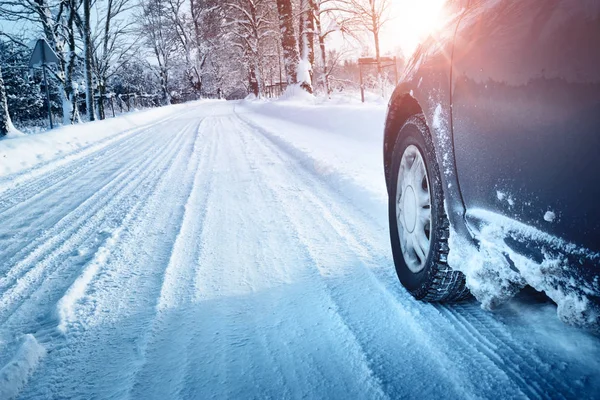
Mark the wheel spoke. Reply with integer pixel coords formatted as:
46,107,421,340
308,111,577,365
410,155,423,186
417,230,430,255
411,234,427,264
419,206,431,224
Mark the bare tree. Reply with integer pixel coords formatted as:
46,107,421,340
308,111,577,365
226,0,276,97
189,0,224,95
92,0,136,119
139,0,179,105
309,0,356,94
337,0,392,84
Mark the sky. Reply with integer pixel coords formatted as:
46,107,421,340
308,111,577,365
382,0,448,56
324,0,448,60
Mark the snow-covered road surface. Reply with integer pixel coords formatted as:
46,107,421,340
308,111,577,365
0,100,599,399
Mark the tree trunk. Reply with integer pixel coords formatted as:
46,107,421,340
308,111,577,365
83,0,96,121
98,81,106,120
276,0,305,90
314,10,330,94
370,1,383,95
159,67,171,106
66,0,80,124
298,0,314,93
303,0,316,82
0,65,12,137
249,67,259,97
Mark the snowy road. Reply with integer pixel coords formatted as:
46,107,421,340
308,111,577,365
0,101,599,399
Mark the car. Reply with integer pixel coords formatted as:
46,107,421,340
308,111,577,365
383,0,600,326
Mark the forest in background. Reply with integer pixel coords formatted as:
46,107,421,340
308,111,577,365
0,0,404,135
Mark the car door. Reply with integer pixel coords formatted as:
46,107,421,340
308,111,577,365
451,0,600,252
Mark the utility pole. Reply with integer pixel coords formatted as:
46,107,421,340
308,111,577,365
42,51,53,129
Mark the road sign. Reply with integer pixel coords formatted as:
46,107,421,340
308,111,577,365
29,39,59,68
357,56,399,103
29,39,59,129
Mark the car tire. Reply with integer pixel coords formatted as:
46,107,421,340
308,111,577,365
388,114,470,301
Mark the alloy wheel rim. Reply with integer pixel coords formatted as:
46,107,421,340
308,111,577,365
396,145,432,273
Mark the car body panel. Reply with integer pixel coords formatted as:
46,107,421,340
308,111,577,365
451,0,600,253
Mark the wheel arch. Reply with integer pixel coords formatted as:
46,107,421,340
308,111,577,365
384,85,432,195
384,82,472,241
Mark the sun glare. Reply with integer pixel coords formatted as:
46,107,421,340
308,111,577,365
382,0,447,57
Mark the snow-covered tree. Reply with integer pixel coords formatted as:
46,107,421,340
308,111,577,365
92,0,136,120
0,40,46,125
189,0,227,95
275,0,311,93
139,0,180,105
298,0,315,89
0,0,78,125
337,0,392,85
82,0,96,121
226,0,276,97
65,0,81,124
0,65,13,137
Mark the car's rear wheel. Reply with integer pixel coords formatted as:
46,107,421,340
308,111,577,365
388,114,469,301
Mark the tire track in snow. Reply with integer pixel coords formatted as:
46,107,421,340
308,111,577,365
0,110,184,204
232,125,389,400
0,121,161,220
128,113,389,399
232,114,480,399
127,117,220,399
20,117,212,399
0,118,193,326
7,116,204,399
196,114,390,399
0,116,193,286
155,117,219,311
234,113,536,398
434,304,573,399
0,106,205,259
0,124,175,272
55,117,205,334
240,116,577,399
235,111,583,399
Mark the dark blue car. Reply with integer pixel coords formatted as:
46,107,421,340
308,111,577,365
384,0,600,326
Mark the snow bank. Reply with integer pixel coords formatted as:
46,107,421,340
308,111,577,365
0,103,191,178
278,84,316,103
0,334,45,400
4,118,25,139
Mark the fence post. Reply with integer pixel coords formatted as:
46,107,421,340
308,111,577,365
359,64,365,103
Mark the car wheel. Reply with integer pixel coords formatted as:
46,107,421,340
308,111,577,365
388,114,469,301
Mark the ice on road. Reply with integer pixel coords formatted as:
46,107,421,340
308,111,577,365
0,101,598,399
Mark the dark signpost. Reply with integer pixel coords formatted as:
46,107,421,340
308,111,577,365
358,56,399,103
29,39,59,129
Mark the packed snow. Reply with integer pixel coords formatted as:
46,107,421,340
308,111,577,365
0,100,599,399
